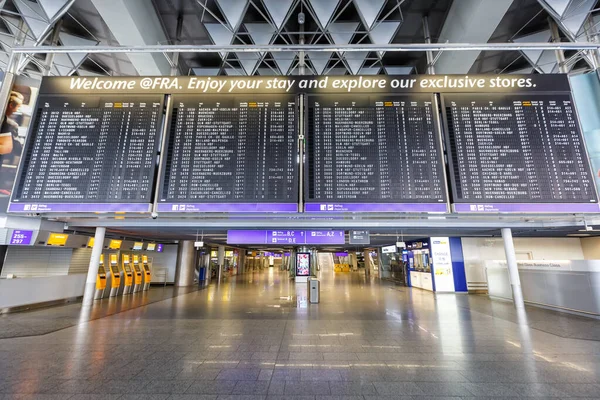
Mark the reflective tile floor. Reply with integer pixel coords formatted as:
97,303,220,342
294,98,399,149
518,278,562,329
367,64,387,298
1,268,600,399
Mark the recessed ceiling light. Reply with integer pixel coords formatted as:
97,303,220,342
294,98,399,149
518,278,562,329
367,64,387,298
567,233,591,237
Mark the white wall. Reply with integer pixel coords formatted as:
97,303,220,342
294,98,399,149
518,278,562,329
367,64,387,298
461,237,584,290
145,244,178,283
581,237,600,259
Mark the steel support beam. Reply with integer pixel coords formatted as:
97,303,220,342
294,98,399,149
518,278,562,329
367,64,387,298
11,42,600,55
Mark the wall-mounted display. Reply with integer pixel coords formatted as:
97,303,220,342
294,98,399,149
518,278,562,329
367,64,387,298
443,93,599,213
47,233,68,246
9,95,163,213
305,94,448,212
9,229,33,245
157,94,298,213
108,239,122,250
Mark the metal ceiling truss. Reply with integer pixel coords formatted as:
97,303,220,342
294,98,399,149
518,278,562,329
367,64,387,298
0,0,99,78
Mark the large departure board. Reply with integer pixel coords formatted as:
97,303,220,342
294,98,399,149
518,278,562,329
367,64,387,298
157,94,298,212
443,93,599,212
305,94,448,212
9,95,163,213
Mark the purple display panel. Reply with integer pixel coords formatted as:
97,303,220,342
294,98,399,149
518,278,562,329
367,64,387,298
304,230,345,244
304,203,448,213
284,252,291,257
266,230,305,244
8,203,151,213
157,203,298,213
335,252,349,257
156,244,163,252
10,230,33,245
454,203,600,213
227,230,346,245
227,230,268,244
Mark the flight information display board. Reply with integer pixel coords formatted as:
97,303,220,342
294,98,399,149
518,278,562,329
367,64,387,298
9,95,163,213
443,93,599,212
157,94,298,212
305,94,448,212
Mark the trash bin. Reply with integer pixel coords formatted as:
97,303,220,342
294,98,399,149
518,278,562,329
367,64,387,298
199,267,206,281
309,278,320,303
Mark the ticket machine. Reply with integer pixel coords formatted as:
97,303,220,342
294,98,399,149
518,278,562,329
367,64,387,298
108,254,121,297
94,254,107,300
132,255,143,293
121,254,133,295
142,255,151,291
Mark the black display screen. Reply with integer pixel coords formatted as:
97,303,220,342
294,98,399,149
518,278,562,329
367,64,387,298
157,94,298,212
442,93,599,212
305,94,448,213
10,95,163,213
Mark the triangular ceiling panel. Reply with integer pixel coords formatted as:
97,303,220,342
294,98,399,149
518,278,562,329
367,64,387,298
561,0,595,38
370,21,400,44
236,52,261,75
385,66,413,74
539,0,571,18
204,23,234,58
13,0,49,39
536,50,559,73
257,67,279,75
216,0,247,30
245,23,275,45
329,22,358,45
345,51,368,74
325,67,347,75
273,52,295,74
263,0,293,29
307,51,333,74
354,0,385,29
224,68,244,75
514,29,551,65
38,0,71,20
192,67,221,76
308,0,340,29
359,66,380,75
59,32,98,69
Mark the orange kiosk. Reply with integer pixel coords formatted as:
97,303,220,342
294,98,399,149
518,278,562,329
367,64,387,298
108,254,121,297
121,254,133,295
132,255,143,293
94,254,107,300
142,255,151,291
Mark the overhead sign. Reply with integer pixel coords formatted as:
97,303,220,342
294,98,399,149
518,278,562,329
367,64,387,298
108,240,122,250
227,230,345,245
41,75,571,95
349,231,370,244
147,243,156,251
47,233,68,246
382,245,397,254
9,230,33,245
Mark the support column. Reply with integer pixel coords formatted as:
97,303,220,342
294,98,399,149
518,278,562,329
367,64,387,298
217,245,225,283
501,228,525,309
175,240,195,287
363,248,370,277
423,16,435,75
549,17,568,73
82,227,106,306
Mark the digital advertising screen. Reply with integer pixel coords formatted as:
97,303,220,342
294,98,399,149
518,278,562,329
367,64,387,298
296,252,311,277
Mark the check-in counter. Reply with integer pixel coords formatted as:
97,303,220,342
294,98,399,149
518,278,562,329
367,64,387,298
94,254,107,300
410,271,433,291
107,253,121,297
0,274,86,309
486,260,600,316
142,255,151,291
132,255,143,293
121,254,133,295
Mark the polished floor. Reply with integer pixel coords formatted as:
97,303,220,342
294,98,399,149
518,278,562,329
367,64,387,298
1,268,600,399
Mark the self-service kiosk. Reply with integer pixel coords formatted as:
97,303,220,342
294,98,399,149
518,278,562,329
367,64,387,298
132,255,143,293
94,254,107,300
142,255,151,291
108,254,121,297
121,254,133,295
